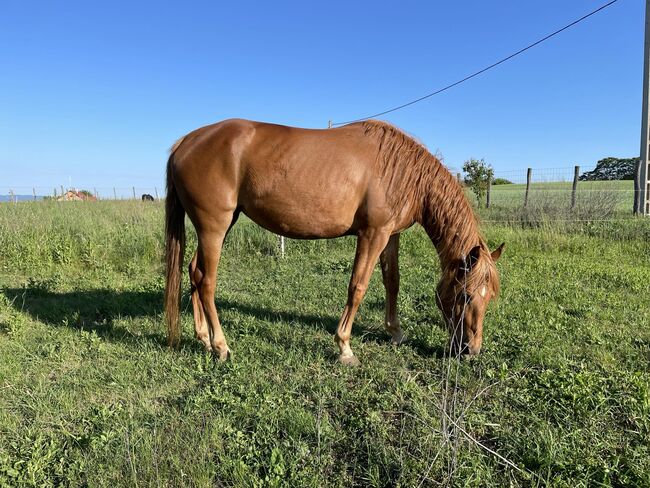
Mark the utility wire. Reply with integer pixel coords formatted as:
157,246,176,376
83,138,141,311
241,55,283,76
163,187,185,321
331,0,620,126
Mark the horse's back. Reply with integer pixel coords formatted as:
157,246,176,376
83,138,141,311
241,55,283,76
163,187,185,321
244,121,386,237
171,119,389,238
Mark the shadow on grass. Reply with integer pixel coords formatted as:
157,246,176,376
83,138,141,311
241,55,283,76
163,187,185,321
2,286,173,348
1,286,444,358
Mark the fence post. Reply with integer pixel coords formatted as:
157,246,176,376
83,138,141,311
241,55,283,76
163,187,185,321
632,158,642,215
524,168,532,208
486,172,492,209
571,165,580,209
32,188,36,201
328,120,332,129
279,236,285,257
113,187,117,200
154,187,159,201
132,187,136,200
54,188,57,199
60,185,64,198
9,190,15,204
457,173,462,184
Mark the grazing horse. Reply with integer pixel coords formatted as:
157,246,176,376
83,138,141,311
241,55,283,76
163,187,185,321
164,119,503,364
142,194,155,202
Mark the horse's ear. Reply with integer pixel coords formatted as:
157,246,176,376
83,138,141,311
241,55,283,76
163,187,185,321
458,245,482,274
491,243,505,262
466,245,481,269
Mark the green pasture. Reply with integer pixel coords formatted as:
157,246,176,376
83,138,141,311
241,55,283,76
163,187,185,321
0,199,649,487
477,180,634,214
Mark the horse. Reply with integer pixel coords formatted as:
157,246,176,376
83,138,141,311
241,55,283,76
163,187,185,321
142,194,155,202
164,119,503,365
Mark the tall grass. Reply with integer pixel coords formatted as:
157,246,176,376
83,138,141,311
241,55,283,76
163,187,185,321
0,201,164,275
0,183,643,277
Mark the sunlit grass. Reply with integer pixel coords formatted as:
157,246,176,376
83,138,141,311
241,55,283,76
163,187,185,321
0,199,649,486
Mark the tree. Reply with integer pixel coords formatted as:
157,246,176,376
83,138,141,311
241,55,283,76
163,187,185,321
579,157,638,181
463,158,493,208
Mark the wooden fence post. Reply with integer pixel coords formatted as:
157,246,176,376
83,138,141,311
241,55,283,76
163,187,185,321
60,185,64,198
524,168,532,208
113,187,117,200
32,188,36,201
154,187,159,201
132,187,136,200
486,173,492,209
54,188,57,199
9,190,15,204
632,158,642,215
571,165,580,209
279,236,285,257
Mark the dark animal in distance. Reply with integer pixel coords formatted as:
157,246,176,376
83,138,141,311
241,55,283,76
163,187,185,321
142,194,155,202
164,118,503,365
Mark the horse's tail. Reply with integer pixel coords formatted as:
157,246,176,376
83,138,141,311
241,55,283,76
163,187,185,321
164,148,185,348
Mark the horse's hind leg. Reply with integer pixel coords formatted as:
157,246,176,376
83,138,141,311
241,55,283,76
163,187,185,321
380,233,404,345
189,251,211,351
195,223,232,360
188,210,241,353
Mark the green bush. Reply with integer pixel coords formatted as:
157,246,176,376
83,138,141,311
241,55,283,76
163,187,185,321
492,177,513,185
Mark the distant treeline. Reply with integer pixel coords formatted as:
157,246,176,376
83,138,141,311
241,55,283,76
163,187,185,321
579,157,639,181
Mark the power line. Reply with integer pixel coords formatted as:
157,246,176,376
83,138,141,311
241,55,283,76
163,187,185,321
331,0,620,126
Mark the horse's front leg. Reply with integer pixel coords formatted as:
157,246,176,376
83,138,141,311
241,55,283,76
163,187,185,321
380,233,404,345
335,228,391,365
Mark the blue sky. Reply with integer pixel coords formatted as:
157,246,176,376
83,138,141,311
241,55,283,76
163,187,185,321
0,0,644,193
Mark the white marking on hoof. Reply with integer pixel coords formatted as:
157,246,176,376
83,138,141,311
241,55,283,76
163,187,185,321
391,329,406,346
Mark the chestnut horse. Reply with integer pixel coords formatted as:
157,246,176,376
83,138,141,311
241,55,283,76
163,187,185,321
164,119,503,364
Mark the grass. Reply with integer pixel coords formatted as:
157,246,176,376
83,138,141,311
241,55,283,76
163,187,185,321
0,199,649,487
481,180,634,213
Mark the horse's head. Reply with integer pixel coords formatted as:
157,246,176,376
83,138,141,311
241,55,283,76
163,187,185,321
436,243,504,357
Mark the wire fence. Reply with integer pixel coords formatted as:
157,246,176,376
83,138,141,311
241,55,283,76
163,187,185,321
0,186,163,202
0,166,640,221
447,166,604,184
445,166,636,217
1,167,647,260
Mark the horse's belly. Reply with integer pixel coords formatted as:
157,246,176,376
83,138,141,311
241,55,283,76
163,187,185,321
241,193,360,239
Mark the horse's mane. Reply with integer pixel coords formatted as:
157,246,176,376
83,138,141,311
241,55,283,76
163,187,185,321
360,120,499,296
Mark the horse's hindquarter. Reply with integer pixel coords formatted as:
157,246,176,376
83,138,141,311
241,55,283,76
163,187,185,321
239,123,384,238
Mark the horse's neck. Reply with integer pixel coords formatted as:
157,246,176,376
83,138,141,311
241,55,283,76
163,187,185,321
419,185,480,268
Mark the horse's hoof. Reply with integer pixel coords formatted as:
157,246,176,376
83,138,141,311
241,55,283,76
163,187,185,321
390,330,406,346
338,354,361,367
213,348,231,362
